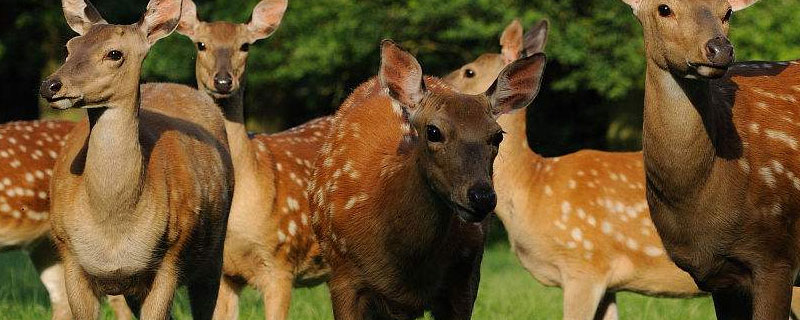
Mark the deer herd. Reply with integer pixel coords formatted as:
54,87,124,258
0,0,797,318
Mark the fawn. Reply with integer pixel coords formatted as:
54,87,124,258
176,0,330,318
309,40,545,319
39,0,234,318
618,0,800,318
447,18,800,320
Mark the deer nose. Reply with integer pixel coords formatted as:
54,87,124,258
213,73,233,93
705,36,734,66
468,183,497,217
40,78,63,100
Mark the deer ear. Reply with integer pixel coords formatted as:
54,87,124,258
176,0,200,39
139,0,182,46
500,19,523,64
62,0,107,35
728,0,759,11
379,39,426,108
522,20,548,56
247,0,288,42
620,0,642,11
485,53,546,117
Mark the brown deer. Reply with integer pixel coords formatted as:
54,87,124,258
176,0,330,318
38,0,234,318
616,0,800,318
448,18,800,320
0,120,135,319
309,40,545,319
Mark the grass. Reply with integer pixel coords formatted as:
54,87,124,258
0,241,715,319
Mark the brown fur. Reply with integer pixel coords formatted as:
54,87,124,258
41,0,234,319
621,0,800,318
175,1,331,319
310,40,544,319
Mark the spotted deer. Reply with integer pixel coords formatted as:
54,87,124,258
613,0,800,318
309,40,545,319
176,1,330,318
0,120,135,320
447,18,800,320
38,0,234,318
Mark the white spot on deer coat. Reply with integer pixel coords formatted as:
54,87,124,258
582,240,594,251
544,185,553,196
759,167,777,188
601,221,613,234
571,228,582,242
644,246,663,257
288,220,298,236
287,197,300,211
765,129,798,150
561,201,571,215
626,238,639,250
587,215,597,226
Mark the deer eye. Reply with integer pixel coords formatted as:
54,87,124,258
464,69,475,78
240,43,250,52
106,50,123,61
426,125,444,143
491,131,504,147
658,4,673,17
197,42,206,51
723,8,732,22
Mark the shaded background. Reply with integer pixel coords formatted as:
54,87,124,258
2,0,800,156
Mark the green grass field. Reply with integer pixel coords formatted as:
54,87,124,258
0,241,716,319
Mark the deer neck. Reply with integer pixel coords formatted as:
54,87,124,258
642,61,717,205
493,108,546,220
84,94,145,220
214,86,260,176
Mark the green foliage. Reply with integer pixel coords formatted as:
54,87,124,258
3,0,800,147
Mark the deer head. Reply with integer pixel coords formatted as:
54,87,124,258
444,20,549,95
380,40,546,222
39,0,183,110
621,0,759,79
176,0,287,98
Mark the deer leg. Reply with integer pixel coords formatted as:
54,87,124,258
711,289,752,320
328,272,371,320
595,292,618,320
260,268,293,320
28,239,71,320
187,268,222,320
751,266,793,320
430,251,483,320
62,253,101,320
790,287,800,320
107,295,133,320
212,275,244,320
138,255,179,320
562,279,607,320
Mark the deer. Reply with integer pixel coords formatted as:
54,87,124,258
613,0,800,318
38,0,234,318
0,120,133,320
447,18,800,319
175,0,330,318
308,39,545,319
